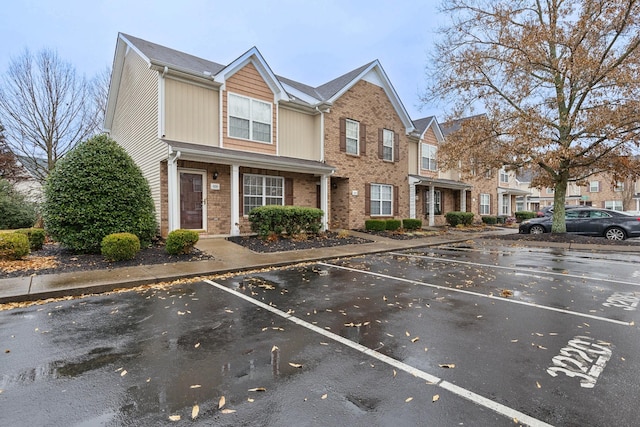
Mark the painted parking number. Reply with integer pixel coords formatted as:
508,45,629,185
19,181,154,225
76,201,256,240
603,292,639,311
546,335,612,388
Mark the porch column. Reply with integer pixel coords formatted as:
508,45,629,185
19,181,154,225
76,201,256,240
230,164,240,236
409,182,416,219
320,174,329,231
167,152,180,232
428,185,435,227
460,189,467,212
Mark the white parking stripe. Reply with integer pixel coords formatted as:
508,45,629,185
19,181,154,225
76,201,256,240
319,262,631,327
390,252,640,288
204,279,553,427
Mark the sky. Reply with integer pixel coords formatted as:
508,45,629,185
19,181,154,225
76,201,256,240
1,0,447,121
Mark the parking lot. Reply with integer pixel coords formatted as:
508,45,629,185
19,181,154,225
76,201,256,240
2,240,639,426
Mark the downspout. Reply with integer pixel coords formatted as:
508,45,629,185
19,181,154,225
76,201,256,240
159,66,168,138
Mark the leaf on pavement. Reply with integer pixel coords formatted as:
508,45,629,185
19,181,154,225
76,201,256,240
221,409,236,414
169,415,180,421
219,396,226,409
411,337,419,343
192,404,199,419
190,384,201,389
405,397,413,403
536,381,541,389
321,393,328,399
248,387,267,392
289,362,303,368
432,394,440,402
120,370,127,377
439,364,455,369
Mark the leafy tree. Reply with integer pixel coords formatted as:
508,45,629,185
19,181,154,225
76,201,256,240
0,49,105,184
43,134,157,253
0,178,37,229
425,0,640,233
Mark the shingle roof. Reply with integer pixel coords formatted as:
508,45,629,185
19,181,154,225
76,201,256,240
412,116,436,134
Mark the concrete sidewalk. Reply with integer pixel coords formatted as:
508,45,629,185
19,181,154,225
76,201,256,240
0,229,637,304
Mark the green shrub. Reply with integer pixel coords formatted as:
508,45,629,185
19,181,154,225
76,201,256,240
249,206,323,238
101,232,141,261
43,134,157,253
166,229,199,255
0,179,38,230
0,233,30,260
481,216,497,225
365,219,387,231
402,218,422,230
15,228,46,251
445,211,475,227
385,219,402,231
515,211,536,222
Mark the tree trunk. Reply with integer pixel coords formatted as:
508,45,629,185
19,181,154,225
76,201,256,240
551,175,568,233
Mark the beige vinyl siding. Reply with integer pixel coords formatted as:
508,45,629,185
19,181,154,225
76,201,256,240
109,49,165,220
408,141,418,175
164,78,219,146
278,107,321,160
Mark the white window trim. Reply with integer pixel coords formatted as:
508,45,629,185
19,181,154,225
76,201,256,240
383,129,394,161
589,181,600,192
346,118,360,155
243,174,284,215
228,92,272,144
371,183,393,216
604,200,623,211
480,193,490,215
500,168,509,183
421,143,437,171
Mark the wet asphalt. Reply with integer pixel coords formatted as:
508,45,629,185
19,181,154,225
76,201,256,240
1,241,639,426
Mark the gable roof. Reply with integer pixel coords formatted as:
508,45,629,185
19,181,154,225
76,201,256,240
106,33,414,133
440,114,486,137
412,116,445,142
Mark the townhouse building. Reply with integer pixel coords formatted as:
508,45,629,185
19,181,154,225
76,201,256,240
104,33,414,237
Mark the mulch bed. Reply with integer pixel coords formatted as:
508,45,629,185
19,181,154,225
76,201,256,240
227,231,372,253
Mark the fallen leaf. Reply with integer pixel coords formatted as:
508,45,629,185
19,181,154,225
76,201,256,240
169,415,181,421
195,343,200,348
221,409,236,414
190,385,201,389
271,345,279,352
405,331,410,337
321,393,328,399
405,397,413,403
219,396,226,409
247,398,255,403
248,387,267,392
411,337,420,343
510,339,518,343
536,382,541,389
289,362,303,368
432,394,440,402
393,369,397,378
120,370,127,377
192,404,199,419
439,364,455,369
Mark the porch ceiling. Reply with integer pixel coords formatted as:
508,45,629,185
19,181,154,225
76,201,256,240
165,139,335,176
409,175,472,190
498,186,531,196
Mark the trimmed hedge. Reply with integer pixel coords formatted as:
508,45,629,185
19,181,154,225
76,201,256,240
445,211,475,227
515,211,536,222
481,216,498,225
0,233,30,260
402,218,422,230
166,229,199,255
15,228,46,251
101,232,141,261
249,206,323,238
385,219,402,231
365,219,387,231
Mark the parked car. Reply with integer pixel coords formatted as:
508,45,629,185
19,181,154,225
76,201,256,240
536,205,580,217
520,207,640,240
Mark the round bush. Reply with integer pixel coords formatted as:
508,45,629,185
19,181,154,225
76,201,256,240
0,233,30,260
43,134,157,253
16,228,46,250
402,218,422,230
385,219,401,231
101,232,141,261
166,229,199,255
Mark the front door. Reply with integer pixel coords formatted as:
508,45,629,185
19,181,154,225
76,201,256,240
179,171,206,230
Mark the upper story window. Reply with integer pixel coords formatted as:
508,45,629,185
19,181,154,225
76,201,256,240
545,187,554,194
614,181,624,192
421,143,437,171
589,181,600,192
500,168,509,183
382,129,394,161
346,119,360,155
228,93,272,143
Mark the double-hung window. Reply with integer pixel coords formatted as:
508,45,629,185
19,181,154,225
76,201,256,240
480,193,490,215
370,184,393,216
589,181,600,192
604,200,623,211
425,189,442,215
243,174,284,214
229,93,272,143
346,119,360,155
500,168,509,183
421,143,437,171
382,129,394,161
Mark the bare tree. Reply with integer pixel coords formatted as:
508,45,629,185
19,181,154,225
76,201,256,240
0,49,101,183
88,66,112,133
425,0,640,233
0,123,28,182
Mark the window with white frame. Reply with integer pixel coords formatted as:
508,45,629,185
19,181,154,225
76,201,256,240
425,189,442,215
383,129,394,161
228,93,272,143
614,181,624,192
500,168,509,183
370,184,393,216
604,200,623,211
546,187,554,194
243,174,284,214
501,193,510,215
589,181,600,192
346,119,360,155
421,143,437,171
480,193,490,215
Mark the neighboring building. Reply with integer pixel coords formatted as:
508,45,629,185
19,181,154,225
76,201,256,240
104,33,414,236
13,156,44,202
